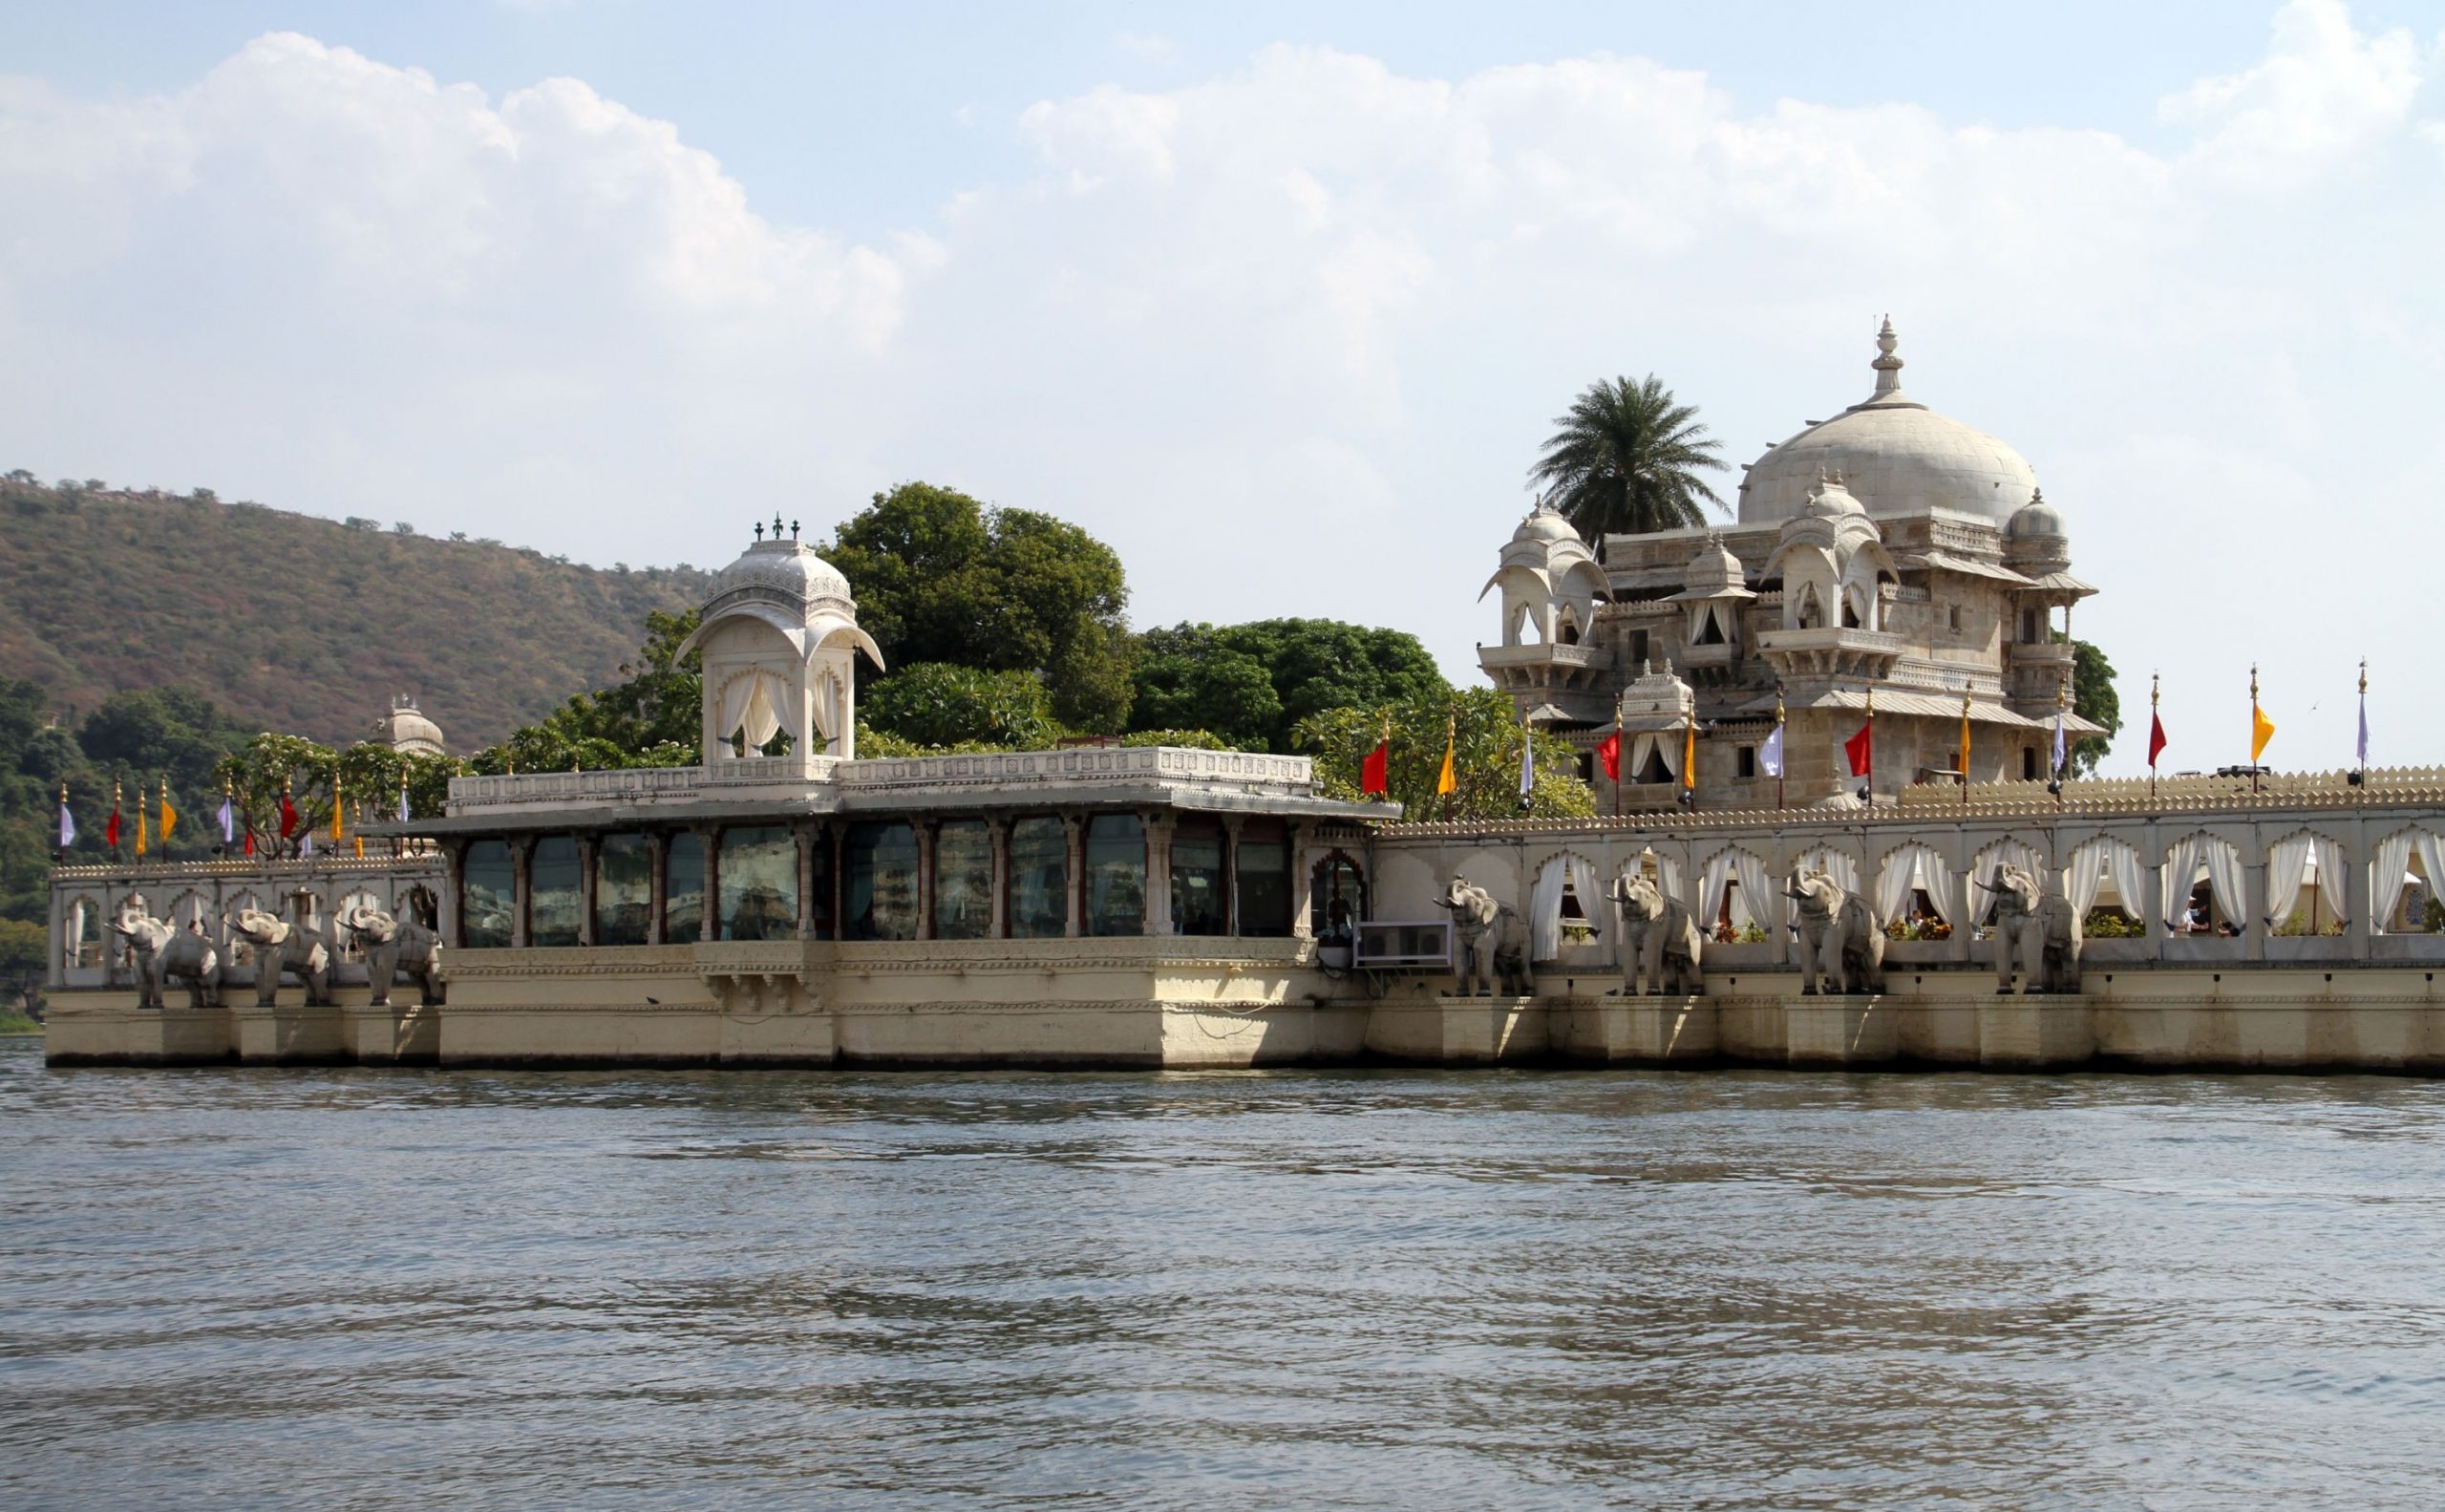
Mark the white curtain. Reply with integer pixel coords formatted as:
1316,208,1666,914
2311,836,2346,926
2162,835,2201,928
1699,851,1736,936
718,670,790,753
1874,847,1919,926
2371,830,2415,933
1732,850,1775,935
1653,853,1684,905
64,900,84,970
2417,831,2445,932
2265,834,2313,929
2201,838,2246,927
2107,842,2146,929
1794,846,1859,897
1566,855,1602,942
1531,857,1567,961
2063,840,2111,921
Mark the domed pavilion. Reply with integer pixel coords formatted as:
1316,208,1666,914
1482,319,2100,808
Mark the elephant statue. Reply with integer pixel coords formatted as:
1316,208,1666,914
1787,868,1884,996
1609,869,1703,997
1980,862,2083,995
107,898,222,1010
226,898,333,1008
338,886,445,1008
1431,874,1535,997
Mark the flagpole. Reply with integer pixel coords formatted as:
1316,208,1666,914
1775,687,1786,812
2249,664,2262,797
1960,687,1972,810
2356,658,2369,787
1611,692,1623,821
2150,673,2160,803
2053,680,2069,812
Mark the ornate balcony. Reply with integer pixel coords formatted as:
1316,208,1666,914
1755,627,1903,680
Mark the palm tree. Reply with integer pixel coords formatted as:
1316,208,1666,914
1528,375,1728,545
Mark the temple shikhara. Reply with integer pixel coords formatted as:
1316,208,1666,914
37,323,2445,1075
1483,321,2100,806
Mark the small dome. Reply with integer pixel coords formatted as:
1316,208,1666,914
1683,534,1748,595
1736,319,2038,526
1513,502,1581,544
1801,468,1868,520
2006,488,2066,539
376,696,445,756
706,527,853,615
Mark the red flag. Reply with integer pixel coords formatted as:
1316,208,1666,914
1844,721,1873,778
1595,731,1622,782
2147,712,2168,768
244,826,255,859
105,803,121,850
279,793,300,839
1359,739,1390,796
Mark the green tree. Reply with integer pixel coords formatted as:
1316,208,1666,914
2067,637,2121,778
468,607,705,773
73,688,251,861
209,733,338,856
860,663,1061,750
1528,374,1728,543
1293,686,1595,821
822,483,1135,732
0,916,46,1021
1131,619,1447,752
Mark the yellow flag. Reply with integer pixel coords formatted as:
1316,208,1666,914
2251,701,2276,762
332,766,346,842
159,781,178,843
1435,723,1457,796
136,804,148,860
1681,717,1696,792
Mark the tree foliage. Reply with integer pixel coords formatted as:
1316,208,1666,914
1293,686,1595,821
1130,619,1447,753
860,663,1061,750
1528,374,1728,543
2068,637,2122,778
820,482,1135,732
467,608,705,773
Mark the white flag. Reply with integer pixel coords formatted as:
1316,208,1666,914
1518,723,1535,806
1758,723,1785,778
2358,692,2370,769
2052,708,2067,777
58,799,74,848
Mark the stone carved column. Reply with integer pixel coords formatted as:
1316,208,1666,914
646,832,669,947
795,823,819,940
831,822,848,942
575,835,599,948
2244,840,2268,963
509,838,533,949
439,840,469,950
989,817,1010,940
916,820,939,942
1222,816,1244,939
1143,811,1176,937
1287,820,1314,940
694,825,722,945
1063,814,1086,939
2346,818,2371,959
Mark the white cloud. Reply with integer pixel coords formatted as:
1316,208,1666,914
1,7,2439,770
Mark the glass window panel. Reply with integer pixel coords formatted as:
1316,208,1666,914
720,826,799,941
1310,854,1365,944
530,837,582,947
595,832,651,946
1085,815,1145,937
1236,820,1290,937
461,840,514,949
665,831,704,945
1171,820,1227,936
934,820,993,940
1008,818,1068,939
845,822,919,941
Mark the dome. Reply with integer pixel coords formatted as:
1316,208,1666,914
1683,534,1749,595
376,697,445,756
1736,319,2038,527
1512,501,1582,545
705,523,853,615
2006,488,2065,539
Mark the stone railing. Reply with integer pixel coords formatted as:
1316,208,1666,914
1478,643,1613,670
838,746,1313,795
52,853,439,883
443,745,1316,814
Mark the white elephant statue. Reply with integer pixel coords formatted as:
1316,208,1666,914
1609,869,1702,997
107,898,222,1010
226,899,333,1008
338,886,445,1008
1787,868,1884,995
1980,862,2083,995
1431,874,1535,997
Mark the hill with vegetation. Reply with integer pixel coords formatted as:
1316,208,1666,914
0,472,712,749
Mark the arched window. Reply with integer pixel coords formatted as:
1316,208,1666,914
1695,607,1726,646
2372,826,2445,933
1310,852,1366,944
62,895,99,971
2160,834,2244,934
1556,611,1580,647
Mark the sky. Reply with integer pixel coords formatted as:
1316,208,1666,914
2,0,2441,776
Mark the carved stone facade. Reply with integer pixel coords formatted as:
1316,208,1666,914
1483,320,2101,810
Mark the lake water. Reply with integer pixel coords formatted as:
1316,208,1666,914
4,1035,2443,1509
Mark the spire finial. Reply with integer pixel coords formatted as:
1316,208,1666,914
753,520,764,542
1872,314,1903,397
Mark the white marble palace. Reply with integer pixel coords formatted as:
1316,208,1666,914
1483,320,2103,808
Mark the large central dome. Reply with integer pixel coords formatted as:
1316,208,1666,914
1735,319,2037,527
